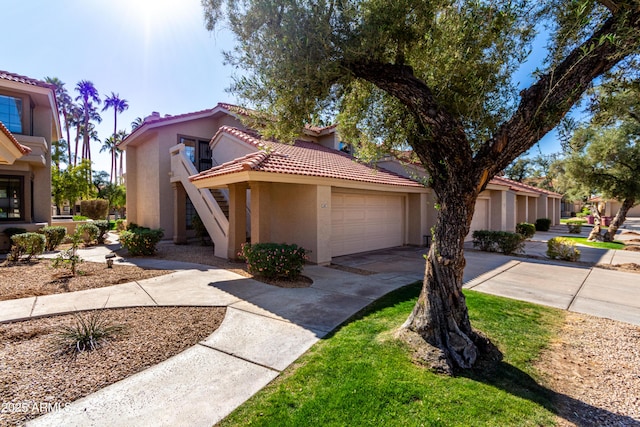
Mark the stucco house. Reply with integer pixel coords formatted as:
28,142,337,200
0,71,60,250
121,103,561,265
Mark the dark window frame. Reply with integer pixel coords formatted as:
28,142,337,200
0,175,25,221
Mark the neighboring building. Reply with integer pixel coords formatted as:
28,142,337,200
0,71,60,251
589,196,640,218
121,103,561,265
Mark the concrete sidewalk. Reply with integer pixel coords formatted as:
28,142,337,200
0,227,635,426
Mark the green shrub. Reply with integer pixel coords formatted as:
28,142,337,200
472,230,524,255
77,223,100,245
80,199,109,220
192,213,211,246
72,215,89,221
9,232,46,261
3,227,27,239
93,220,110,244
535,218,552,232
515,222,536,239
547,237,581,261
239,242,309,280
120,228,164,256
53,310,124,354
115,219,127,232
565,220,583,234
40,226,67,251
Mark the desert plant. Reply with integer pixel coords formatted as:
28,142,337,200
120,227,164,256
93,220,110,244
547,237,581,261
51,231,83,276
9,232,46,261
566,220,583,234
535,218,552,232
515,222,536,239
80,199,109,220
239,242,309,280
53,309,124,354
77,223,100,246
40,226,67,251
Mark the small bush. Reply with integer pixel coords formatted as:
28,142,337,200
515,222,536,239
192,213,211,246
565,220,583,234
93,220,110,244
77,223,100,246
547,237,581,261
120,228,164,256
80,199,109,220
9,232,46,261
72,215,89,221
472,230,524,255
40,226,67,251
52,231,83,275
115,219,127,232
535,218,552,232
239,242,308,280
53,310,124,354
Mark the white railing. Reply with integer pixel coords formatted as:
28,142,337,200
170,144,229,258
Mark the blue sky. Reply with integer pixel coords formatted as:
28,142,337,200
4,0,567,174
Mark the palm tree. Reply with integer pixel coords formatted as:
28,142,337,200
115,129,128,184
131,117,144,130
45,77,75,165
100,135,119,184
102,92,129,139
74,80,101,167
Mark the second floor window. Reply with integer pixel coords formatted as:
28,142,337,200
0,95,23,134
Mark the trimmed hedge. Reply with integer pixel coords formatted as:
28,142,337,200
535,218,552,232
547,237,580,261
80,199,109,220
40,226,67,251
472,230,525,255
515,222,536,239
565,220,583,234
93,220,110,244
239,242,308,280
9,232,45,261
120,227,164,256
77,223,100,245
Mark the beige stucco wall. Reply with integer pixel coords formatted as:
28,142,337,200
125,114,246,238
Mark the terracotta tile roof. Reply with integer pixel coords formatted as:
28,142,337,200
0,121,31,154
492,175,562,197
0,70,54,89
191,126,423,188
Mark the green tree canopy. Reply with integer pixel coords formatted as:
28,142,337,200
203,0,640,370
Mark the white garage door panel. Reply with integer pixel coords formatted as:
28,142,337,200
332,193,404,257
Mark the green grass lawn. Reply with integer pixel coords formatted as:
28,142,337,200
219,283,565,427
560,218,587,224
560,235,625,250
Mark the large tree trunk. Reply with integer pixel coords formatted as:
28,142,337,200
604,198,636,242
588,204,605,241
401,178,487,372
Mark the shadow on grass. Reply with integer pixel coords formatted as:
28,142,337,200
340,281,637,426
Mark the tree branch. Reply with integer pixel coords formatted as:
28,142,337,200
477,6,640,175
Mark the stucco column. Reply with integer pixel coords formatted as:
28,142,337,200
250,182,271,244
315,185,332,265
172,182,187,244
407,193,428,245
490,190,507,231
228,182,248,260
537,194,548,222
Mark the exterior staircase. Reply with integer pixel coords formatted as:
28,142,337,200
170,144,229,258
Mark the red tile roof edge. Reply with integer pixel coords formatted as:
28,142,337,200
191,126,423,188
0,70,55,90
492,175,562,197
0,121,31,154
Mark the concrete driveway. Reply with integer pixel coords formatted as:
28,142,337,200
331,237,640,327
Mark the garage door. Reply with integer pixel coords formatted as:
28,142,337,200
467,198,489,239
332,193,404,257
